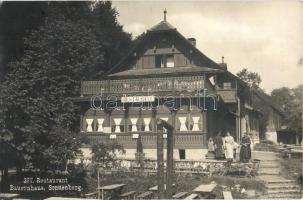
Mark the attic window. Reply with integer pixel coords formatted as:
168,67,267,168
223,82,232,89
155,54,174,68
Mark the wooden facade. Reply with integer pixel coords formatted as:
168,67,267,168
75,17,282,160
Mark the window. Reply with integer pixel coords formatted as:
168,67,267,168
166,55,174,68
223,82,232,89
111,118,125,133
155,54,174,68
155,55,163,68
85,118,94,132
178,116,188,131
179,149,186,160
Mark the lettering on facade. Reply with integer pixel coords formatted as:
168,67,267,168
121,96,155,103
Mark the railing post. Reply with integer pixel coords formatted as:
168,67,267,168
157,127,165,199
166,110,176,199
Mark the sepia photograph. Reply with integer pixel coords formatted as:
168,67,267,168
0,0,302,199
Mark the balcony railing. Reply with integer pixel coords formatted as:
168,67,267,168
81,76,205,95
216,89,237,103
84,132,207,149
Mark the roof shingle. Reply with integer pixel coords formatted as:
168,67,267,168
148,21,176,32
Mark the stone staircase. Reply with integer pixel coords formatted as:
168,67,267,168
259,175,302,199
257,160,280,175
252,151,302,199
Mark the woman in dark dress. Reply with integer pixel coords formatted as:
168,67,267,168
240,134,251,162
214,132,225,160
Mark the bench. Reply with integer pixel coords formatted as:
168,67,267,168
84,191,98,198
173,192,188,199
223,191,233,200
137,191,153,199
183,193,199,200
120,191,136,200
45,198,96,200
0,194,21,199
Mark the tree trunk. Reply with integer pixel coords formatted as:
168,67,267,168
1,168,9,192
16,163,22,181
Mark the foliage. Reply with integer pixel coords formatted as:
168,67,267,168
0,1,133,178
0,13,103,173
279,157,302,187
67,163,88,194
0,1,133,194
237,68,262,89
0,1,132,77
0,1,47,76
91,1,132,71
271,85,303,140
91,142,125,169
84,172,265,198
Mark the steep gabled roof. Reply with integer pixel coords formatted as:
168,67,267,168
252,88,285,115
106,20,224,75
219,70,284,116
148,20,176,32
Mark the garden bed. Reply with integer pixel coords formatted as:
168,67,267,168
84,171,265,199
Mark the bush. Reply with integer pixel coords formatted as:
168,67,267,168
279,158,303,188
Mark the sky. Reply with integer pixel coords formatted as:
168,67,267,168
112,1,303,94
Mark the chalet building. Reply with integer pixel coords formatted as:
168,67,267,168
75,13,284,160
251,90,286,144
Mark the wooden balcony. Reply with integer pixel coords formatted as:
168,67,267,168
81,76,205,96
84,132,207,149
216,89,237,103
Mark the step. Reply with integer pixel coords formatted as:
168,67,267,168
260,159,279,162
266,183,300,190
254,152,279,156
258,170,280,175
259,163,279,168
258,175,296,183
266,179,296,184
259,168,280,172
266,193,302,199
267,189,301,194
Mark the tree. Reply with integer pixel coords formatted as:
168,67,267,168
0,13,104,175
0,1,132,78
237,68,262,89
0,2,133,189
91,1,132,71
271,85,303,143
0,1,47,78
91,142,125,169
271,87,293,109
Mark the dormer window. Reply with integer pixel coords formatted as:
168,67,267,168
155,54,174,68
223,82,232,89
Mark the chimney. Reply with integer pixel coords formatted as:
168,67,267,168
188,38,196,47
219,56,227,70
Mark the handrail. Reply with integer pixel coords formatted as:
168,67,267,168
81,76,205,95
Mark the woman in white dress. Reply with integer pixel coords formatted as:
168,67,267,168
224,132,235,161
